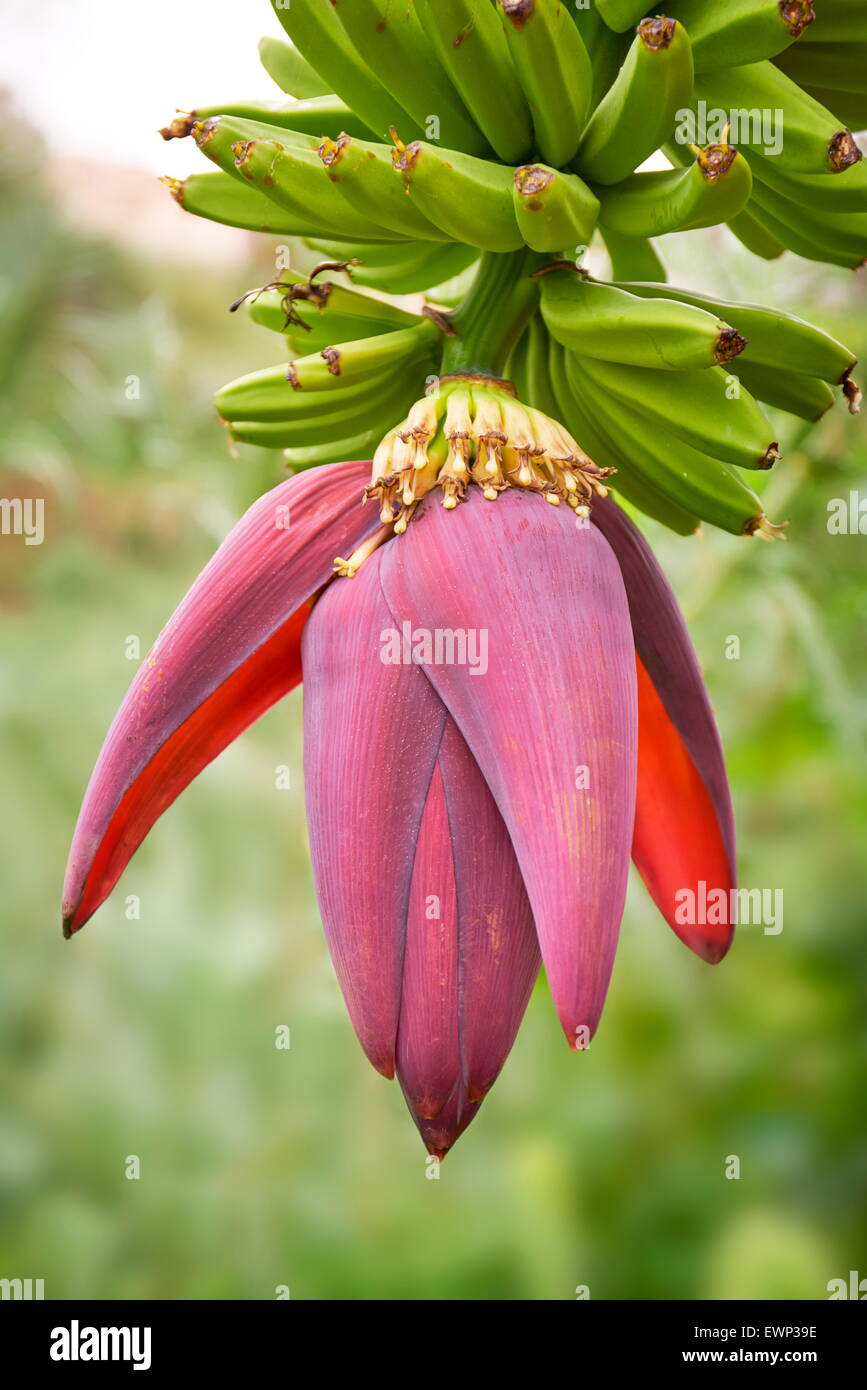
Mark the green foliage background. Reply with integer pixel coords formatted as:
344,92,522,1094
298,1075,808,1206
0,126,865,1302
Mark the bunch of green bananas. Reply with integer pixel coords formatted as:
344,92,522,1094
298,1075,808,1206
216,270,442,470
160,0,863,537
534,267,858,536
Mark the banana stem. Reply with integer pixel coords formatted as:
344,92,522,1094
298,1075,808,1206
440,249,543,379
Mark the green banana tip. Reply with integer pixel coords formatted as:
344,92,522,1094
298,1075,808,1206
319,134,350,169
515,165,555,202
192,117,219,150
759,443,782,472
829,131,863,174
698,145,738,184
500,0,534,28
159,175,185,206
780,1,816,38
714,327,747,365
638,16,677,51
389,127,419,173
748,515,789,541
159,111,196,142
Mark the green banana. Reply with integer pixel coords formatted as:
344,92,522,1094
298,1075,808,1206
612,280,857,383
574,354,779,470
192,116,404,242
748,182,867,269
669,0,816,72
747,149,867,212
572,7,634,108
243,273,421,351
282,424,388,471
228,381,414,448
596,0,654,33
729,361,837,421
549,336,702,535
391,137,523,252
217,323,439,419
257,37,330,98
728,208,785,259
269,0,421,141
334,0,486,155
411,0,533,164
307,238,480,295
161,96,373,142
540,271,746,370
505,321,531,402
227,368,422,449
692,61,863,173
746,204,861,269
513,165,599,254
425,260,479,309
799,87,867,130
162,171,307,236
523,313,561,419
305,238,423,268
601,227,667,281
219,367,406,426
573,18,694,187
318,134,448,240
597,145,753,237
496,0,592,168
806,1,867,42
571,352,775,535
774,39,867,93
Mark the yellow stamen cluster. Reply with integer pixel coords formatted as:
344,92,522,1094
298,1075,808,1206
364,376,612,534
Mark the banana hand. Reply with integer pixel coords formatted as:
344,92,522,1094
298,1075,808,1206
572,353,780,536
548,335,702,534
573,353,779,471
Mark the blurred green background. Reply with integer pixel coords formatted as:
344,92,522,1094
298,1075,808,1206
1,110,865,1303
